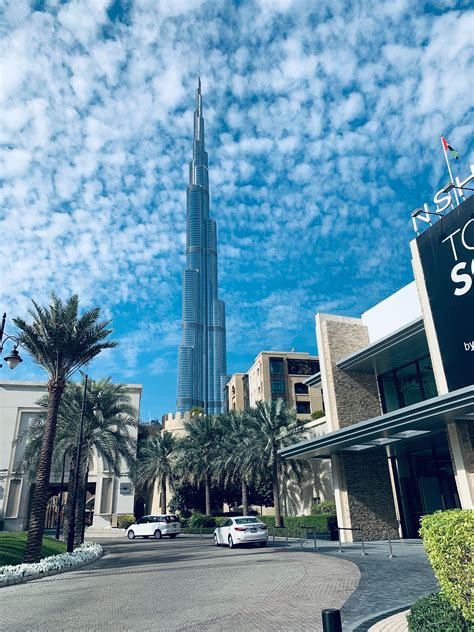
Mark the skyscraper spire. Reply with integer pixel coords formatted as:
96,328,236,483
177,79,228,415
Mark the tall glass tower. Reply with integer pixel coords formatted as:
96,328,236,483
177,78,227,415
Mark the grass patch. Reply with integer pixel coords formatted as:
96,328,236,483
0,532,66,566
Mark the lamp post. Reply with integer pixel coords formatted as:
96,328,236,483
66,377,101,552
0,313,23,369
67,374,89,553
55,449,68,540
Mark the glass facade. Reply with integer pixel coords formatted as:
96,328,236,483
378,356,437,413
177,78,227,415
392,438,460,538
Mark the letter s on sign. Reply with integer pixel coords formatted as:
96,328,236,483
451,260,474,297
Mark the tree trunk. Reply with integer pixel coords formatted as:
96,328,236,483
62,454,77,544
74,451,88,548
204,476,211,516
161,476,167,514
272,457,282,528
241,479,249,516
24,379,65,563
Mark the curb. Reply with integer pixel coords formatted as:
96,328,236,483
348,604,413,632
0,548,104,589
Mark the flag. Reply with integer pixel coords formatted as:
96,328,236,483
441,136,460,160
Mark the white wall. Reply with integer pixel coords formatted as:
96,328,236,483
0,380,141,531
361,281,422,343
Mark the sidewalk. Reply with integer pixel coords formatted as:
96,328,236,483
368,610,409,632
271,537,436,632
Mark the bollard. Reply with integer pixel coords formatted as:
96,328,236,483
300,528,304,548
338,529,342,553
286,528,289,547
313,530,319,551
322,608,342,632
360,531,368,556
273,529,275,545
387,533,396,559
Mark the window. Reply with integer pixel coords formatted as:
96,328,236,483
235,517,259,524
287,359,320,375
269,357,285,374
296,401,311,414
137,517,149,524
294,382,309,394
378,356,437,413
271,380,286,394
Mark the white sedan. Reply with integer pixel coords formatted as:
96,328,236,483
214,516,268,548
126,515,181,540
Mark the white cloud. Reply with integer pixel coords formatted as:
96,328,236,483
0,1,473,408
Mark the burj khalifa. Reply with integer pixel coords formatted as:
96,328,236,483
177,78,228,415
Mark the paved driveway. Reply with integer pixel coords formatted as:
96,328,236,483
0,536,359,631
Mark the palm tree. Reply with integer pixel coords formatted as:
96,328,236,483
179,415,221,515
13,294,117,562
132,431,177,514
19,377,137,547
247,400,307,527
215,411,259,516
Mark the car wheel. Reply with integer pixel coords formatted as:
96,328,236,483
214,534,219,547
228,535,234,549
154,530,162,540
259,541,267,547
169,534,178,539
127,530,135,540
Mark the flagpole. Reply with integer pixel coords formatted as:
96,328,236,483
441,135,460,207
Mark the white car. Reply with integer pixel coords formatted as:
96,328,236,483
126,515,181,540
214,516,268,548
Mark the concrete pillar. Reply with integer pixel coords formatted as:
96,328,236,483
446,421,474,509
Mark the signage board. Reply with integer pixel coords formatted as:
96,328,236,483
416,195,474,390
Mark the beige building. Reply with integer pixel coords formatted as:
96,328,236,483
0,380,142,532
226,351,323,420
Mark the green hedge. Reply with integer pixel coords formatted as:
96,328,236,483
420,509,474,623
259,514,337,539
407,593,473,631
117,514,135,529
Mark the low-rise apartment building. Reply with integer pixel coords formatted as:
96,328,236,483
226,351,323,420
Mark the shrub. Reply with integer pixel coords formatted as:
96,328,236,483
420,509,474,623
258,514,337,539
311,410,325,420
117,515,135,529
407,593,472,631
189,513,216,528
311,500,336,515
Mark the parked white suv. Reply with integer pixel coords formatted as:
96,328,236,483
126,515,181,540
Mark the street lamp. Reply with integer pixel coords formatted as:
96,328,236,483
67,376,102,552
67,374,89,553
0,313,23,369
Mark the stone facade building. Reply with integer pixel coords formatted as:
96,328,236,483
280,194,474,541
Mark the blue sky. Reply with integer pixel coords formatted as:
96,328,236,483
1,0,473,421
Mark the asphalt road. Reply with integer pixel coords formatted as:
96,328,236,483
0,535,359,631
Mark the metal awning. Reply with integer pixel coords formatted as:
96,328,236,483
279,385,474,459
337,317,428,375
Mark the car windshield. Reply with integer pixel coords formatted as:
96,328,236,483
164,516,179,523
235,518,259,525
